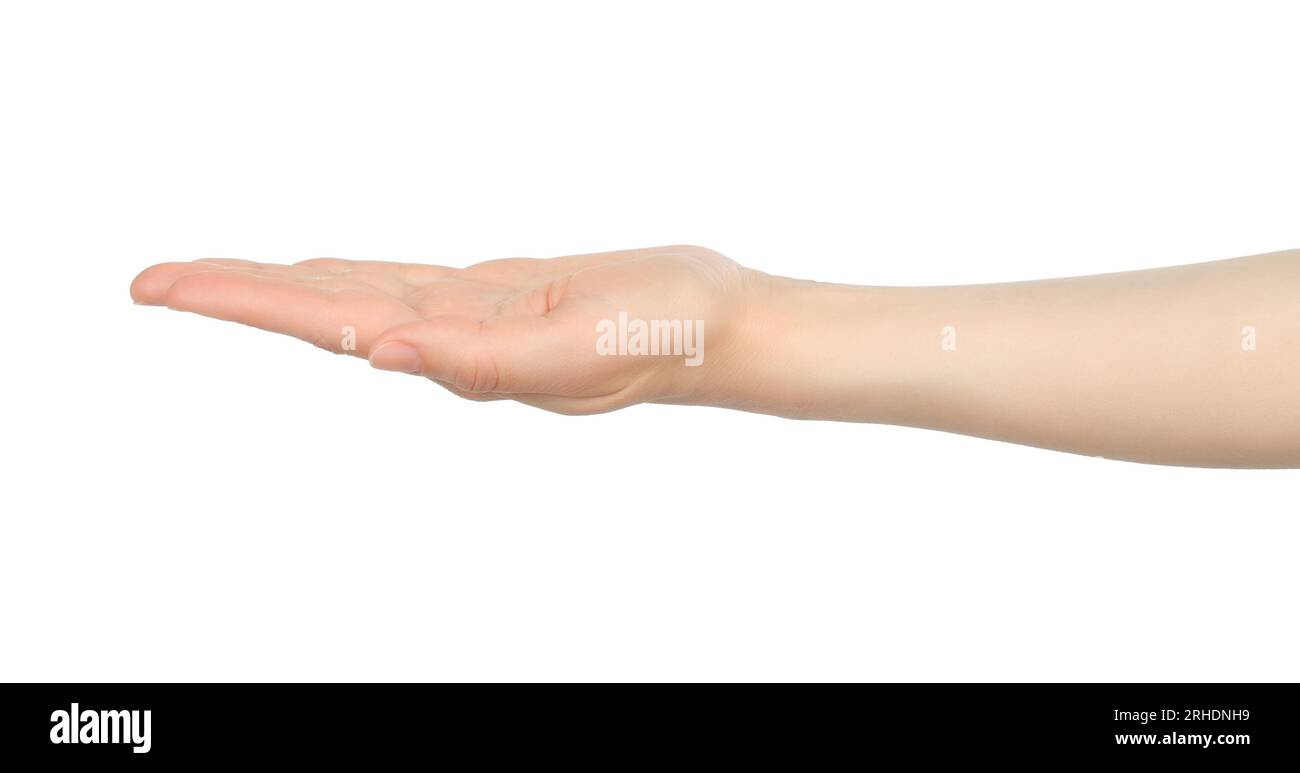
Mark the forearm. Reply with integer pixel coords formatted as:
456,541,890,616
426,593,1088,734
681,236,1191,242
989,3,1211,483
705,250,1300,467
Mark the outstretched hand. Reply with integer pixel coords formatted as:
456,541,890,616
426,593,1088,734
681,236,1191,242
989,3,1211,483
131,246,758,414
134,245,1300,466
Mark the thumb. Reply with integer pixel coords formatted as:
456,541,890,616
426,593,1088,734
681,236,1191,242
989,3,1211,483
368,315,582,394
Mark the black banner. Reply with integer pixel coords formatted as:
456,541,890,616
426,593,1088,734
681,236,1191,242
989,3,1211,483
0,683,1289,763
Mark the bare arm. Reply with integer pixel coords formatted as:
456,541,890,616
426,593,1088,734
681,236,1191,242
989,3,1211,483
131,246,1300,467
712,250,1300,467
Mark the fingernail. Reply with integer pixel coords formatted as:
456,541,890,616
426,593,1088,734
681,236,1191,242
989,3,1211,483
369,342,422,373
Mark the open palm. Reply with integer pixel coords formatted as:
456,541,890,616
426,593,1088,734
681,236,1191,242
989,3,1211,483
131,245,753,414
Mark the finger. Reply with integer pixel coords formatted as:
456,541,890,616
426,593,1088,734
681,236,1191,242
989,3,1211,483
131,261,241,304
200,257,455,281
294,258,456,286
131,260,335,304
190,259,420,296
161,269,419,354
193,258,332,280
134,259,424,310
368,314,591,394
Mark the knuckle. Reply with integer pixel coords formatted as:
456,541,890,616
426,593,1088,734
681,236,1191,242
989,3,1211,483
453,353,501,393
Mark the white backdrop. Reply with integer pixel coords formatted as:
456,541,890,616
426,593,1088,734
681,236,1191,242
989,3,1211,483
2,0,1297,681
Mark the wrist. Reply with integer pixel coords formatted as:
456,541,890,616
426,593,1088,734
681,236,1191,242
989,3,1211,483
690,271,891,420
694,269,968,425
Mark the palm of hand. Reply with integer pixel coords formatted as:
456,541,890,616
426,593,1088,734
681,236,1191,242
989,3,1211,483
132,245,749,413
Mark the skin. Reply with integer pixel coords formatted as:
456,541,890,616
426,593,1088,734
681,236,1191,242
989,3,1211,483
131,245,1300,467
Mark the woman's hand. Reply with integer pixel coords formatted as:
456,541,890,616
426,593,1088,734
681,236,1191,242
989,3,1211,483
131,245,760,414
134,245,1300,466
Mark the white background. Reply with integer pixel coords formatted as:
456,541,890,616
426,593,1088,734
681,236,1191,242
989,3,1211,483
2,1,1297,681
